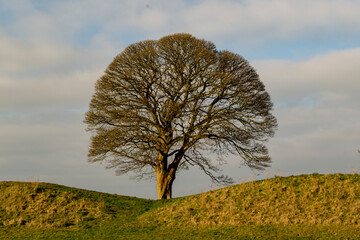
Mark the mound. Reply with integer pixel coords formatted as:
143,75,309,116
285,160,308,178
140,174,360,226
3,173,360,231
0,182,110,228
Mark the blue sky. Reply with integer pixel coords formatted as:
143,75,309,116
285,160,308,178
1,0,360,199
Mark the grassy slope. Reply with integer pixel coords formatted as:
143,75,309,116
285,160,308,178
141,173,360,225
1,174,360,239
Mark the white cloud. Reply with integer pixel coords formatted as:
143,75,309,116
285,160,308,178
0,30,100,75
0,70,101,111
252,47,360,174
0,29,114,111
253,48,360,105
140,0,360,45
0,58,103,113
3,0,360,47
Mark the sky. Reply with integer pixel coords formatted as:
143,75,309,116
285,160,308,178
1,0,360,199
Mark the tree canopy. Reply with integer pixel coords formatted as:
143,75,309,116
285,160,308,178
84,33,277,199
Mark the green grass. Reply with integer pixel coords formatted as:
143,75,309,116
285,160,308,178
1,174,360,239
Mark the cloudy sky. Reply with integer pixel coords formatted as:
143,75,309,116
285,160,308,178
1,0,360,199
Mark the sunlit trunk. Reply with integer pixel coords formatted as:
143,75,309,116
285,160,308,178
155,149,184,199
156,169,176,199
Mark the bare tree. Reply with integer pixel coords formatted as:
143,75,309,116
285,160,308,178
84,33,277,199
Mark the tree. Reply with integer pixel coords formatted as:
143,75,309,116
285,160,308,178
84,33,277,199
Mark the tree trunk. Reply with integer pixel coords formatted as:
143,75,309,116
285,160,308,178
155,149,184,199
156,169,175,199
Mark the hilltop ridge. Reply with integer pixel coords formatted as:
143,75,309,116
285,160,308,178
1,174,360,239
140,173,360,226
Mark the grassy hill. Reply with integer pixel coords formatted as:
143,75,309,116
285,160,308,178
1,174,360,239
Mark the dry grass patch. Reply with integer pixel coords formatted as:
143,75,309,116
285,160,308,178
0,182,109,228
139,174,360,226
